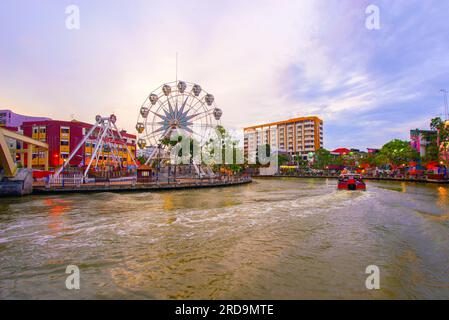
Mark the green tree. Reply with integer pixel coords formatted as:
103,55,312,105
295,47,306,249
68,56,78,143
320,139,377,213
137,156,146,165
204,126,243,171
430,117,449,141
161,136,181,147
293,155,308,168
278,154,290,166
373,153,390,167
430,117,449,162
380,139,419,166
313,148,332,169
331,155,345,166
422,144,439,163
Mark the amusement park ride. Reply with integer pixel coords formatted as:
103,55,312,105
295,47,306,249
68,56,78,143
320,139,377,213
0,81,228,195
136,81,223,177
54,114,137,178
50,80,223,180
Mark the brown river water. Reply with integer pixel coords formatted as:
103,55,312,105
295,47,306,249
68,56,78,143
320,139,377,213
0,178,448,299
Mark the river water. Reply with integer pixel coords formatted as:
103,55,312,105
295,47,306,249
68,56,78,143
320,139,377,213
0,178,448,299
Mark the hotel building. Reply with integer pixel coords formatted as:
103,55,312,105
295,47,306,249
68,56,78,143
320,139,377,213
244,116,323,161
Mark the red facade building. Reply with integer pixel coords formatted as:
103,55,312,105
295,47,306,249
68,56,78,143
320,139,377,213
21,119,136,169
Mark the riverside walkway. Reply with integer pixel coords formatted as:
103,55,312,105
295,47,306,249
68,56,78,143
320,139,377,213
255,174,449,184
32,176,252,195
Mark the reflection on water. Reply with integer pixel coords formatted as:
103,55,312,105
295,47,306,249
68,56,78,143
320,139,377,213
0,178,448,299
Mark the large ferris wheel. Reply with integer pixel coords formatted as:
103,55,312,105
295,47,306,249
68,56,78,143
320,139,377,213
136,81,223,163
136,81,222,164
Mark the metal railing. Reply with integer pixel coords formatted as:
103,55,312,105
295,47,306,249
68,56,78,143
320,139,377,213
33,174,251,190
47,174,83,187
253,171,449,182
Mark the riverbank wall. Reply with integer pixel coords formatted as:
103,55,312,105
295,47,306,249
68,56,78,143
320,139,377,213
31,177,252,195
253,175,449,184
0,169,33,196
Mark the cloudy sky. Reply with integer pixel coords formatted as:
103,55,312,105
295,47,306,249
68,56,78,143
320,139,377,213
1,0,449,150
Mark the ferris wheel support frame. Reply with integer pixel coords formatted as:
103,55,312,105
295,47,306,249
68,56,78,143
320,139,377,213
111,120,138,167
83,122,111,177
54,115,138,179
54,118,102,177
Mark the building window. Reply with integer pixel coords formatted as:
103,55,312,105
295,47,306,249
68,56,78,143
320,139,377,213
61,127,70,134
61,153,69,159
60,140,69,146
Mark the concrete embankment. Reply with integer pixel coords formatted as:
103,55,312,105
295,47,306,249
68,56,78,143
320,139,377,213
0,169,33,196
253,175,449,184
32,178,252,195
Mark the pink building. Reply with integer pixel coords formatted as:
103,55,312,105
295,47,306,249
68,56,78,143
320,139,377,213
410,129,437,157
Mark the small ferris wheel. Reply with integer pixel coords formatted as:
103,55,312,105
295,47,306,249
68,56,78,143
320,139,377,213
136,81,222,161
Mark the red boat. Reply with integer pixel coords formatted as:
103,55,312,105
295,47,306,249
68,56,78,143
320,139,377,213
338,174,366,191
